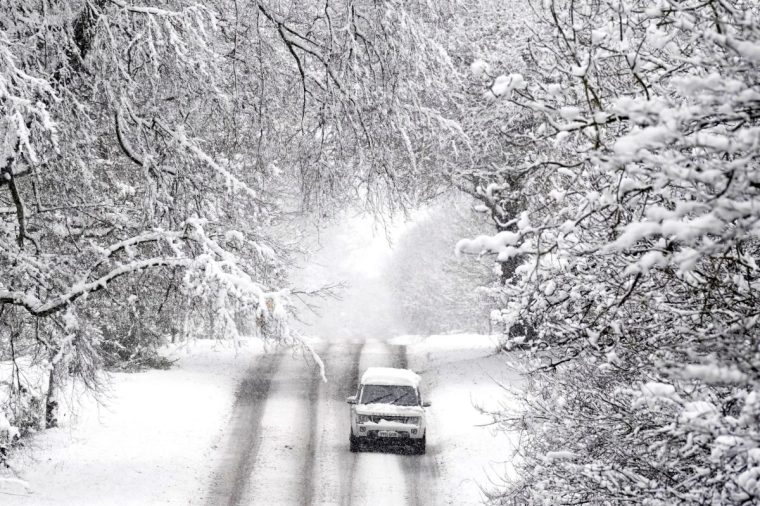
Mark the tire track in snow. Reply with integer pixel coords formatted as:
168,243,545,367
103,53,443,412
389,342,440,506
243,345,326,504
303,342,329,506
205,351,284,506
306,340,365,506
303,340,366,504
340,341,364,506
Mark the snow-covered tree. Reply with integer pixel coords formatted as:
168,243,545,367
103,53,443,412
0,0,467,442
457,0,760,503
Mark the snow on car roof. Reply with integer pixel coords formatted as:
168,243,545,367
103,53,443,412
360,367,421,388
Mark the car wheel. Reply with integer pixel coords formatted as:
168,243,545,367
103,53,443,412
415,435,426,455
349,432,360,453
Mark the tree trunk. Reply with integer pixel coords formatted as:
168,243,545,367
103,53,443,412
45,364,61,428
496,199,536,344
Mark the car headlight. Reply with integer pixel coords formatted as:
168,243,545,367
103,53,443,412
406,417,420,426
356,414,370,423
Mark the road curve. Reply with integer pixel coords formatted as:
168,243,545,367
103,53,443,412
205,339,438,506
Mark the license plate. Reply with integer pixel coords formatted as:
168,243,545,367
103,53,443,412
378,430,399,438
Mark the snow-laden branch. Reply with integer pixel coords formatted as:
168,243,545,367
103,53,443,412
0,257,187,317
81,229,190,281
108,0,183,17
152,119,260,200
467,1,760,502
0,219,277,320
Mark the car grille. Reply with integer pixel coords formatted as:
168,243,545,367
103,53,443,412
367,415,416,424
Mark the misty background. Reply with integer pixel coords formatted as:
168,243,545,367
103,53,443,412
290,198,494,340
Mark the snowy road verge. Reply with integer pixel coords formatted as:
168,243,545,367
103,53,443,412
401,334,522,505
1,340,263,505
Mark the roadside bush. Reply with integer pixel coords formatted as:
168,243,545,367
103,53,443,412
458,0,760,502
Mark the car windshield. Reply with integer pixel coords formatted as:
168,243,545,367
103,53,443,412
359,384,419,406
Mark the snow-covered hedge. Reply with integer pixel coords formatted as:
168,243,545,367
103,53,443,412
460,0,760,503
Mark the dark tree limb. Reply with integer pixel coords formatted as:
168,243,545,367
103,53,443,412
114,111,144,166
2,163,27,248
52,0,109,83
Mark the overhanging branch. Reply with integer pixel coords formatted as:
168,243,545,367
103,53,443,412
0,257,188,317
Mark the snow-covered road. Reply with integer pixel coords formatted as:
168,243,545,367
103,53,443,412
206,340,436,506
2,334,519,505
205,336,519,505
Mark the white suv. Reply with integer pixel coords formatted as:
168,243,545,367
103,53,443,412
346,367,430,454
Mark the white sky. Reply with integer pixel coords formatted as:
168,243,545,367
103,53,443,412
335,214,402,278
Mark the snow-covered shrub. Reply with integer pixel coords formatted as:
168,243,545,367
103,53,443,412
0,410,21,466
3,387,41,441
459,0,760,502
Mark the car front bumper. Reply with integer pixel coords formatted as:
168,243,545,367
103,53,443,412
354,422,425,440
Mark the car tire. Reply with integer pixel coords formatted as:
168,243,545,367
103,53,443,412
415,435,426,455
349,432,359,453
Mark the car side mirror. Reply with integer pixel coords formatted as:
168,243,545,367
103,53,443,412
422,401,431,408
346,396,357,405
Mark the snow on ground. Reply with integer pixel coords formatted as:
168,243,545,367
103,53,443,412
1,339,263,505
400,333,523,504
0,334,523,505
242,351,316,505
